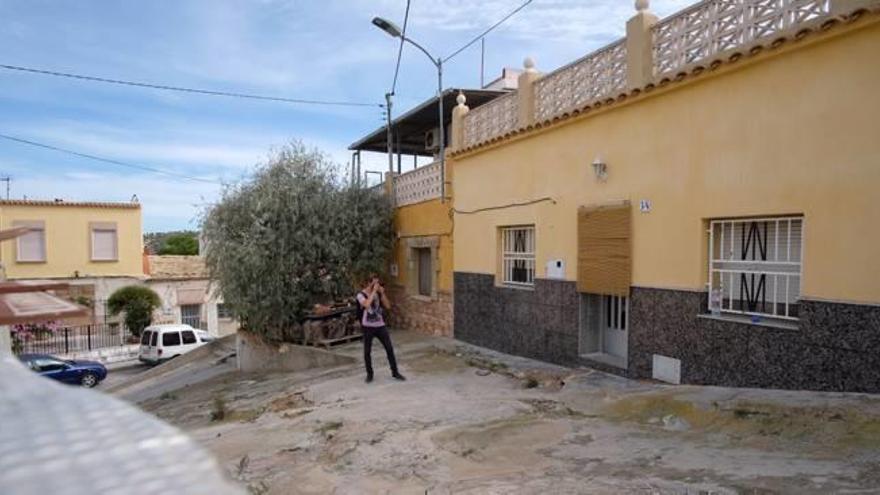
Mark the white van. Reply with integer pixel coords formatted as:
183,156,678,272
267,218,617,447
138,324,209,365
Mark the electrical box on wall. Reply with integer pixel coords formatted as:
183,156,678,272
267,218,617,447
545,259,565,279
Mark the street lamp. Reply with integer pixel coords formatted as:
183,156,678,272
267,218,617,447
372,16,446,203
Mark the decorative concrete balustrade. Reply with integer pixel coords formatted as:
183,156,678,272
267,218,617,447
393,160,442,206
454,0,858,150
462,91,519,149
533,40,627,123
653,0,832,76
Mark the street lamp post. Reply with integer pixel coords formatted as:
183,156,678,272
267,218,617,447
372,17,446,203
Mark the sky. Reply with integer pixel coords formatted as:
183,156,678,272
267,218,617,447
0,0,692,232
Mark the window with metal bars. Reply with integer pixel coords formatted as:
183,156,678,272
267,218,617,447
501,226,535,286
708,216,803,320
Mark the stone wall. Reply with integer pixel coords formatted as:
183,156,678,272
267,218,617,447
628,287,880,393
386,285,453,337
453,272,580,366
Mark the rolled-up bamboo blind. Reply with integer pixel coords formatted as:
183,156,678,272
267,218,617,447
577,202,631,296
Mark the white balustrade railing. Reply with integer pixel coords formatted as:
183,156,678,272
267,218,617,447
462,91,519,148
653,0,832,76
393,160,442,206
458,0,840,149
533,39,627,123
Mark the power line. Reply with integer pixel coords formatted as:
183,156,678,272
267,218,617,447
0,133,222,185
390,0,412,95
0,63,382,108
442,0,534,64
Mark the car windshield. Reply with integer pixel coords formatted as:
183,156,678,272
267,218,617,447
141,331,151,345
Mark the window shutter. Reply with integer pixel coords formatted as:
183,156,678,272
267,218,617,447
14,221,46,262
577,202,631,296
92,229,117,260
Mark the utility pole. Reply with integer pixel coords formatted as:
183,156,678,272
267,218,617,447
0,177,10,199
384,93,395,203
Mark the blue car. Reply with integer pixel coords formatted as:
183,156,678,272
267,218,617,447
19,353,108,388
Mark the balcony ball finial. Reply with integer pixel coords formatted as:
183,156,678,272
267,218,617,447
523,56,536,72
456,91,466,106
635,0,649,12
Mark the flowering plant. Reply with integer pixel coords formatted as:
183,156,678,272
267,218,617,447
11,321,60,353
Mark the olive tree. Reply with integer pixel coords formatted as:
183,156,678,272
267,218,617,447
201,142,393,339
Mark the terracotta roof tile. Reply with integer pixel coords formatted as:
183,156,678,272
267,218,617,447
0,199,141,209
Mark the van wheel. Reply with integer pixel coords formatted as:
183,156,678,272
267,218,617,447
81,372,98,388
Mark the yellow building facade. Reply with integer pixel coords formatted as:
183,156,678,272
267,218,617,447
0,199,143,280
349,89,508,337
0,199,144,323
449,1,880,392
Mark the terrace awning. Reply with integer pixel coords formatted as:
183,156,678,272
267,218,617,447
349,88,507,157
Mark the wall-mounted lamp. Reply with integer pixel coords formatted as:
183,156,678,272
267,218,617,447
592,155,608,182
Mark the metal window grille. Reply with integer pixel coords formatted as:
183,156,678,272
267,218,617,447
604,295,627,330
708,216,803,320
501,226,535,286
180,304,203,329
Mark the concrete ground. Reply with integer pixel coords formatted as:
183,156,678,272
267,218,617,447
101,361,150,389
125,331,880,494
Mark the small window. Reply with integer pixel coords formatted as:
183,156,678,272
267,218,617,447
181,330,197,344
14,221,46,262
416,248,432,297
150,332,158,346
162,331,181,347
140,331,152,345
91,223,118,261
501,226,535,286
216,304,234,319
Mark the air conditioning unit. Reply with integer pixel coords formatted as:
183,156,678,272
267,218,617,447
424,128,441,151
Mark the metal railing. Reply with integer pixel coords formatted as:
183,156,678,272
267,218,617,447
12,323,131,355
708,217,803,320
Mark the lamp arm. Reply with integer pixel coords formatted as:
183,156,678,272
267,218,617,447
402,37,440,69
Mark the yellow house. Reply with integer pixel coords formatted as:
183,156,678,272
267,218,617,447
448,0,880,392
349,89,510,336
0,198,144,322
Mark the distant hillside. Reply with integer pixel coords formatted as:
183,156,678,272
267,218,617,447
144,230,199,255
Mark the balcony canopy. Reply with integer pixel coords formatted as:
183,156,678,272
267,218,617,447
348,88,507,157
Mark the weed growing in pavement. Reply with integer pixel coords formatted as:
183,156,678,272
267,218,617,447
211,396,228,422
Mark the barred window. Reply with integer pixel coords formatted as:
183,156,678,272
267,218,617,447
217,303,234,319
708,216,803,320
501,226,535,286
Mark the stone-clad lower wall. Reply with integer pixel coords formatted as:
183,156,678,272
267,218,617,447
387,285,453,337
629,287,880,393
454,272,580,366
454,272,880,393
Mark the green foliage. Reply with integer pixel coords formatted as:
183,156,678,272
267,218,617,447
107,285,162,337
158,232,199,255
144,230,198,254
201,141,393,339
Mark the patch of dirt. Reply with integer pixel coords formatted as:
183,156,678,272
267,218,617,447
432,415,569,464
603,391,880,455
268,391,313,413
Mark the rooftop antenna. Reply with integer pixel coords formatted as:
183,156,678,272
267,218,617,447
480,38,485,88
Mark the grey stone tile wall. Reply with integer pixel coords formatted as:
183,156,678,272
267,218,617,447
629,287,880,393
453,272,580,367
